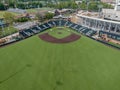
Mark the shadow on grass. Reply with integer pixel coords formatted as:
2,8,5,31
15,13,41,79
0,64,32,85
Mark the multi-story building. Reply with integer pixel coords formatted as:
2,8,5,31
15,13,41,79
101,0,115,3
114,0,120,11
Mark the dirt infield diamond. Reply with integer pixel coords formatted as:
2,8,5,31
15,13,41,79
39,33,81,43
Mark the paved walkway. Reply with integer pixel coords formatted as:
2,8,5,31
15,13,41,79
14,21,38,30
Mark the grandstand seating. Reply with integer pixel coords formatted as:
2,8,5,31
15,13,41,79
44,23,51,28
19,31,28,38
19,19,97,38
61,20,67,26
52,21,56,26
31,27,40,33
99,31,120,41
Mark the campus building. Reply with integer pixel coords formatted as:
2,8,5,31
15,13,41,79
75,0,120,45
114,0,120,11
101,0,115,3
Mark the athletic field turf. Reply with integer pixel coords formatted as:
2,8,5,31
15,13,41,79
0,27,120,90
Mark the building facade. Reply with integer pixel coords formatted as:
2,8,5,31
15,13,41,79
101,0,115,3
115,0,120,11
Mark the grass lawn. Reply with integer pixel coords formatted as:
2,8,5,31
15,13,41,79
48,27,72,39
0,28,120,90
26,7,54,13
38,7,54,11
0,26,18,37
0,11,19,18
26,9,38,13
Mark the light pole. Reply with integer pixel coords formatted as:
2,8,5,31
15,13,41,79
1,25,5,37
86,0,90,12
97,4,103,18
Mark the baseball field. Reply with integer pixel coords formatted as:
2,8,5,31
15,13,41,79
0,27,120,90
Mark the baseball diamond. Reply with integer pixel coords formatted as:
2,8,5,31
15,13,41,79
39,33,80,43
0,13,120,90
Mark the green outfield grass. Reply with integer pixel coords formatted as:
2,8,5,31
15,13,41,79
0,27,120,90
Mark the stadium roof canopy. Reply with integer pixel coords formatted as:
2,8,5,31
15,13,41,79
7,8,27,14
77,14,120,25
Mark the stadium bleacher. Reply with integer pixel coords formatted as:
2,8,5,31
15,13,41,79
19,19,97,38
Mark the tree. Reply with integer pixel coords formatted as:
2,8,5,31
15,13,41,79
71,2,77,9
3,12,15,36
0,3,5,10
88,1,98,11
80,2,86,10
45,12,54,20
36,12,46,22
9,1,16,8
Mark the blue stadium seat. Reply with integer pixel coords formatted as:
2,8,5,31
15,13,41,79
19,19,97,38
